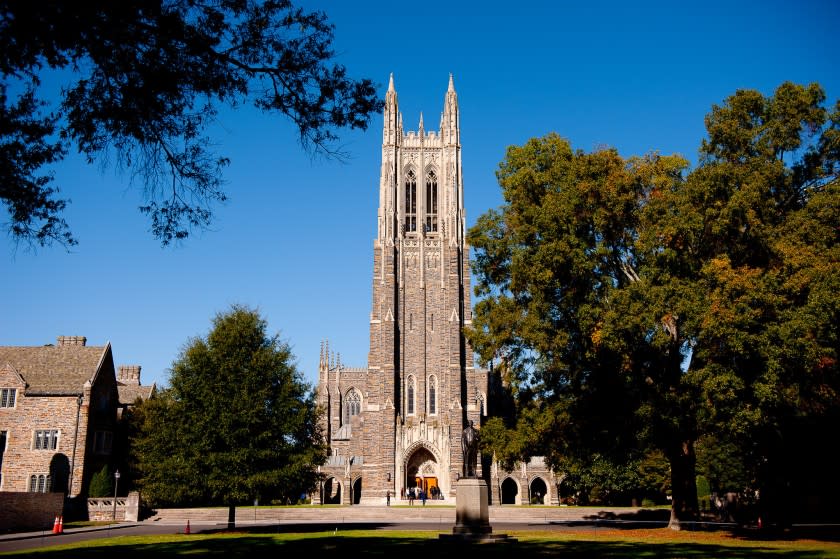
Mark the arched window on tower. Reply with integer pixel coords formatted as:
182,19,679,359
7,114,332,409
425,170,438,232
405,170,417,233
343,389,361,425
407,376,416,415
428,375,437,415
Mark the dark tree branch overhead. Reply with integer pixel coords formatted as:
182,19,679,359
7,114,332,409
0,0,383,247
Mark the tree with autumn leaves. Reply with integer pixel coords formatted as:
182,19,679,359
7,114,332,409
468,82,839,529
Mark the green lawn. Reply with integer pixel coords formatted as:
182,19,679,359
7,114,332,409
3,528,840,558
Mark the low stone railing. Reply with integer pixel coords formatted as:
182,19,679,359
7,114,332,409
87,491,140,521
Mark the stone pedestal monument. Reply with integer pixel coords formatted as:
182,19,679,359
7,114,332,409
440,422,514,543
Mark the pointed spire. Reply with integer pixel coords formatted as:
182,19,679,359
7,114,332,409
383,73,399,146
388,72,395,92
442,73,459,146
419,111,424,131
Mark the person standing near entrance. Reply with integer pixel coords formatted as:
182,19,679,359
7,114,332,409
386,490,391,506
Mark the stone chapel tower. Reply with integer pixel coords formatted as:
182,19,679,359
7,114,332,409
317,75,488,505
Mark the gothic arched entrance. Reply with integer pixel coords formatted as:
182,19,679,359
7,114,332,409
323,477,341,504
404,446,440,499
530,477,548,504
352,477,362,504
501,477,519,504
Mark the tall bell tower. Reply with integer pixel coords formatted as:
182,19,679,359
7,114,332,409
317,75,487,505
367,73,486,500
317,75,560,505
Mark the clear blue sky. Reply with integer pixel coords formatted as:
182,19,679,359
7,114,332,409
3,0,838,390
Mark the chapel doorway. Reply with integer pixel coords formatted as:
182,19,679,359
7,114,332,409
414,476,439,498
404,446,439,499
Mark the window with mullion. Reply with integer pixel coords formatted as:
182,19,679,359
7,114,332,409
405,170,417,233
0,388,16,408
425,170,437,233
34,429,58,450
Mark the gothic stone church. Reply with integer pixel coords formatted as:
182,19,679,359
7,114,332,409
316,75,559,506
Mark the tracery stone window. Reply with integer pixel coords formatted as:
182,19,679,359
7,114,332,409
343,389,361,425
428,375,437,415
425,170,437,232
29,474,51,493
405,169,417,233
407,376,416,415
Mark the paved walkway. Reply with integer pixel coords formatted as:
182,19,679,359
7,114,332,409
0,505,671,543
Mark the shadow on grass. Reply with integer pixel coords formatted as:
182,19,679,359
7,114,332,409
577,509,840,543
4,532,837,559
202,522,398,534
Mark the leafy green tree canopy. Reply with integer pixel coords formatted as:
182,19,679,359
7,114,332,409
131,304,326,515
1,0,383,247
468,82,839,528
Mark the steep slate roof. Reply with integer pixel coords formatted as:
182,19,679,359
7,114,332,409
0,343,108,395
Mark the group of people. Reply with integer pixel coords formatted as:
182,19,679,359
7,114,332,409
404,485,442,505
384,421,480,507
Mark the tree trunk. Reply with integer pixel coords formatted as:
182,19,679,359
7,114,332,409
227,504,236,530
668,440,698,530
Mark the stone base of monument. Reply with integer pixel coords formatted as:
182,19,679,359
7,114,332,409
438,478,516,543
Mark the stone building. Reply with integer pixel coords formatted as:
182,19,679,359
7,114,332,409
316,75,561,506
0,336,146,498
115,365,156,420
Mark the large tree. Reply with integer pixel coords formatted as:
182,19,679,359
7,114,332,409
131,304,325,526
468,82,839,529
1,0,382,247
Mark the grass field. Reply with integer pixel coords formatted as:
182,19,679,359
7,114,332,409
3,527,840,558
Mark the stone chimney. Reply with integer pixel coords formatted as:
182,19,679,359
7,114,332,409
117,365,142,385
57,336,87,347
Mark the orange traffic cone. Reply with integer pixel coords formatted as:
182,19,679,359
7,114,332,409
52,516,60,534
57,516,64,534
185,519,191,535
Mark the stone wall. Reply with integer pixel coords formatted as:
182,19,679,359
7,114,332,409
0,492,64,533
0,387,88,494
